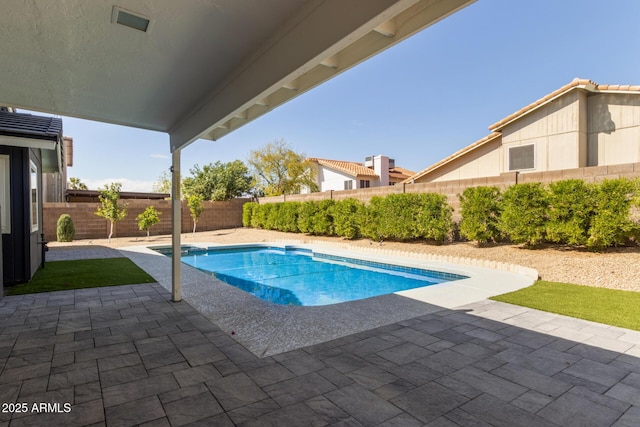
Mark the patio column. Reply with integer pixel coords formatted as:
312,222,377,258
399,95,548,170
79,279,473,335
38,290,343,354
171,149,182,302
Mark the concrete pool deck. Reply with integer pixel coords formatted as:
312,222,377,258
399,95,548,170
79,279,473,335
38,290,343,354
120,242,536,357
1,247,639,425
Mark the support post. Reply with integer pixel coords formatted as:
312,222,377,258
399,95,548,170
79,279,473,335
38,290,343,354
171,150,182,302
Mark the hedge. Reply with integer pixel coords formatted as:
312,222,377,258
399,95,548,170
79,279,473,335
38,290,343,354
245,193,454,244
244,178,639,250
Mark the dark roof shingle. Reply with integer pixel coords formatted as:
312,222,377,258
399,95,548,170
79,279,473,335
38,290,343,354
0,110,63,141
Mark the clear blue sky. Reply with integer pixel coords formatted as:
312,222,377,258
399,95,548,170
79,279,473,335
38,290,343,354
46,0,640,192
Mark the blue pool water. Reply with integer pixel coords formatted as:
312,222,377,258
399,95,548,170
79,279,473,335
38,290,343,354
161,246,467,306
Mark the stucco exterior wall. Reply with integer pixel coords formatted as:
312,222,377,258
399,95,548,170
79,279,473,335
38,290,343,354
317,167,355,191
430,137,503,182
587,92,640,166
501,90,583,173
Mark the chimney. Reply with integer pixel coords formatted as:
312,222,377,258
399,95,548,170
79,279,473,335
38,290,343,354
370,155,389,186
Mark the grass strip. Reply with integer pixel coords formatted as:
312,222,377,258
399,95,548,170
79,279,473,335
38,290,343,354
491,280,640,331
7,258,156,295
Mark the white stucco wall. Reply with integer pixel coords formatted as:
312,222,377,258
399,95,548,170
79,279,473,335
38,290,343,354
587,93,640,166
318,167,356,191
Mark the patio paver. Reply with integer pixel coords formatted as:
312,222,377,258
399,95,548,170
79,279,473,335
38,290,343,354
1,282,639,426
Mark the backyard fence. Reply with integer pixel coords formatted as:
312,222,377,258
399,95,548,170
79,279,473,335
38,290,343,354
43,198,247,242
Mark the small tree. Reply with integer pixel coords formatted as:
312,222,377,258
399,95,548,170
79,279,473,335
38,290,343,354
68,177,88,190
136,206,161,240
187,194,205,235
95,182,128,243
247,140,318,196
56,214,75,242
152,170,172,195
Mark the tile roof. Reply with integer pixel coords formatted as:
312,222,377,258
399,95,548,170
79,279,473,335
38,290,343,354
308,158,380,178
0,110,63,141
389,167,415,180
489,78,640,131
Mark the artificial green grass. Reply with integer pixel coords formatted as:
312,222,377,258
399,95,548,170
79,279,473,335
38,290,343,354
6,258,156,295
491,280,640,331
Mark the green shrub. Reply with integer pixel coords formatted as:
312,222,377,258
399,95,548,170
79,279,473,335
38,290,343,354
360,197,384,241
276,202,300,233
263,203,279,230
56,214,75,242
415,193,454,244
587,178,640,249
242,202,257,227
546,180,594,246
332,198,364,239
378,193,422,240
297,201,318,234
499,183,549,246
250,203,271,228
360,193,453,243
458,186,502,245
311,199,335,235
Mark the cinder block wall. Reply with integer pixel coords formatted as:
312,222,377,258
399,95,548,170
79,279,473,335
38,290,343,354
43,198,247,242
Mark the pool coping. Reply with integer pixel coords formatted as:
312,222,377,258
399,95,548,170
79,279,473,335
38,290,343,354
119,242,537,357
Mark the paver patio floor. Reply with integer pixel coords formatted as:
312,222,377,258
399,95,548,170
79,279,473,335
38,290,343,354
1,280,639,426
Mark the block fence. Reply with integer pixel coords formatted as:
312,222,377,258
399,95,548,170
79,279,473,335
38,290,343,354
257,162,640,220
43,198,247,242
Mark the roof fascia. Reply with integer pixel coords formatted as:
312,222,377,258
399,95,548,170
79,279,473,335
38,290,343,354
169,0,475,152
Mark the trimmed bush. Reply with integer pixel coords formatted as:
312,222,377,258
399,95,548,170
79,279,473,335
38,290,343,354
587,178,640,249
499,183,549,246
360,193,453,243
56,214,75,242
546,180,594,246
458,186,502,245
242,202,256,227
276,202,300,233
310,199,335,235
378,193,422,240
297,201,318,234
360,196,384,241
332,198,364,239
415,193,454,243
250,203,272,229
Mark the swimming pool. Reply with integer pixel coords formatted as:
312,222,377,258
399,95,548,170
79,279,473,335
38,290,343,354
158,245,467,306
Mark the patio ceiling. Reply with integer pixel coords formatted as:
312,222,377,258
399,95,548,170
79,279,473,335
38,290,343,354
0,0,474,152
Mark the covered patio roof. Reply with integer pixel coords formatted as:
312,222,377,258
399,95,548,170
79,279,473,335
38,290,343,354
0,0,474,151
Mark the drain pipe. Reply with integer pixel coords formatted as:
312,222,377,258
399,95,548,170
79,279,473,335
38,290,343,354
38,232,48,269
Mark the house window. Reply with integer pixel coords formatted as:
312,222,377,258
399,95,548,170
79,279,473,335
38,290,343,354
30,160,38,232
359,180,370,188
508,144,535,171
344,180,353,190
0,155,10,234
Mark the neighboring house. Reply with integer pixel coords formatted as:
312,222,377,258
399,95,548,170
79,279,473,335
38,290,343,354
407,78,640,183
0,109,64,286
306,155,414,192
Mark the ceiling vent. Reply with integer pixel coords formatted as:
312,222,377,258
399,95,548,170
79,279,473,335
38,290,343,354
112,6,151,32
